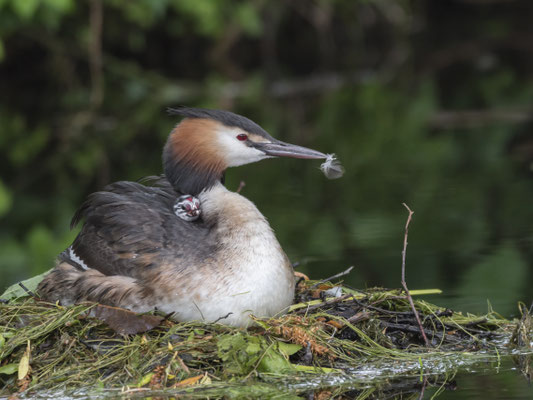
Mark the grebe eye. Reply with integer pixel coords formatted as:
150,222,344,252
236,133,248,141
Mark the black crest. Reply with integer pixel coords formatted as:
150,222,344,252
167,107,272,139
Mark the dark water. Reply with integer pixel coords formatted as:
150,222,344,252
433,362,533,400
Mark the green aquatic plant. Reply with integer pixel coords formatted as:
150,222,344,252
0,278,531,398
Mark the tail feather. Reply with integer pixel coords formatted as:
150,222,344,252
37,262,153,312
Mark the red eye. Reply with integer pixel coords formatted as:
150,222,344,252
236,134,248,141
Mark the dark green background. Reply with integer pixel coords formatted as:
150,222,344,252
1,0,532,319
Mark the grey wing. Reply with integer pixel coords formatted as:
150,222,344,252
68,178,216,279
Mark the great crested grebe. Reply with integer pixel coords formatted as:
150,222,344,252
38,107,331,327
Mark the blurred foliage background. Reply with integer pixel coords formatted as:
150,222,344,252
0,0,532,316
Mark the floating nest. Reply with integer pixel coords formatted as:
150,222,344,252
0,277,531,399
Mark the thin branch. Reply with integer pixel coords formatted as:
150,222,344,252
309,266,354,289
214,312,233,323
401,203,412,286
293,294,353,314
401,203,430,347
236,181,246,193
18,282,36,298
418,376,428,400
352,297,416,315
379,321,442,343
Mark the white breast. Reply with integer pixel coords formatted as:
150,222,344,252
157,183,295,327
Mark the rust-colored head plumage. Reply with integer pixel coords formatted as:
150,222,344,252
163,107,327,195
164,118,227,195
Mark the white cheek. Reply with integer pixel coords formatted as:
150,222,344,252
217,129,267,167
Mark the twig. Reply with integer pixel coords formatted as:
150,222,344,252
440,321,494,336
294,271,310,281
380,321,443,343
18,282,36,298
176,354,190,374
353,297,418,316
310,266,354,289
236,181,246,193
214,312,233,323
418,376,428,400
294,294,353,314
162,312,175,321
347,311,371,324
401,203,430,347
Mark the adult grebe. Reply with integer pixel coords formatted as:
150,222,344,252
38,107,329,327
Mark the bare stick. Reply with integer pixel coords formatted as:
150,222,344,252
401,203,430,347
214,312,233,323
236,181,246,193
294,293,353,314
310,266,354,289
418,376,428,400
18,282,36,298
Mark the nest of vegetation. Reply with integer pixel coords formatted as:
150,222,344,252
1,277,531,399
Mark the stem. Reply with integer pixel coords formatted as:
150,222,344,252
401,203,430,347
309,266,354,289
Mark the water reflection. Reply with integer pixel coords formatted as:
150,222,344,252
21,355,531,399
432,360,533,400
302,256,529,318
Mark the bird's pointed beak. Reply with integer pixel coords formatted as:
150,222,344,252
252,139,327,160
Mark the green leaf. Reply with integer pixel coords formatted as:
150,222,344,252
18,341,31,380
0,270,50,301
137,372,154,387
217,333,261,375
217,333,294,375
277,341,302,357
257,345,293,374
0,363,18,375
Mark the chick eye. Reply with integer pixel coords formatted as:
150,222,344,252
236,133,248,141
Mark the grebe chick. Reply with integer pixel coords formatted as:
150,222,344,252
174,195,201,221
